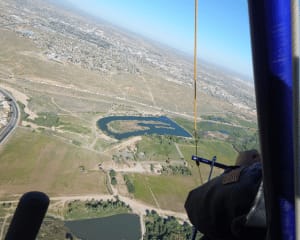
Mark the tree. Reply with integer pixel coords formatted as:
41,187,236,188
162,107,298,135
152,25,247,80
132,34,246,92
109,169,116,177
111,177,117,185
150,164,154,172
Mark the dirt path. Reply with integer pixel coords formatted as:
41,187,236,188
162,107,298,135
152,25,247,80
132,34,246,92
0,214,10,240
148,185,161,209
51,97,89,124
103,136,142,153
113,162,148,173
175,142,184,159
140,75,156,107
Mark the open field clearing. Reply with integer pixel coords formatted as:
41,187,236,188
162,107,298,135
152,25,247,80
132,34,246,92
0,128,109,199
130,174,199,212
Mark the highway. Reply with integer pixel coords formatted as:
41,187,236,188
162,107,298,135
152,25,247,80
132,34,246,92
0,88,19,144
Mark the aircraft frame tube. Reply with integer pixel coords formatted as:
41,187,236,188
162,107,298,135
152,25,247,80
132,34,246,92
292,0,300,239
5,192,49,240
248,0,295,239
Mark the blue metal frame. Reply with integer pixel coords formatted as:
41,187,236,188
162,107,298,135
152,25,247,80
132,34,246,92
248,0,295,239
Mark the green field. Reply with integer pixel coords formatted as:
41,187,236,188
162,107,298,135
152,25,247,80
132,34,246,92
179,139,238,165
0,128,109,198
136,135,181,161
130,174,199,212
127,137,239,212
174,116,259,152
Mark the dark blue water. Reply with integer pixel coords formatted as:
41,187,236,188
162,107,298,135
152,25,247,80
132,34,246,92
65,214,141,240
97,116,192,140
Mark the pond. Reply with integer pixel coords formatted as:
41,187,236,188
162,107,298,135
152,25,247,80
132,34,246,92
65,213,141,240
97,115,192,140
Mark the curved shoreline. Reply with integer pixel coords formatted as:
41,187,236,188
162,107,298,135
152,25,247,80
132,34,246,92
97,115,192,140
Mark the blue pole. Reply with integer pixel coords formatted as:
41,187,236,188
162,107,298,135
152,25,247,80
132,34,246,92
247,1,295,239
291,1,300,239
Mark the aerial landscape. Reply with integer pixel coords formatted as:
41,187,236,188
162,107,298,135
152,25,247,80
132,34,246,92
0,0,258,239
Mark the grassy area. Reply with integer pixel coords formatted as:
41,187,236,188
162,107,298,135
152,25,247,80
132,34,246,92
0,202,15,218
17,101,29,121
199,121,249,138
38,216,78,240
229,116,258,129
136,135,180,161
129,134,238,212
131,174,199,212
107,120,122,132
179,139,238,166
49,111,93,136
0,128,108,198
93,139,112,152
30,112,60,127
174,116,259,151
202,114,258,129
174,116,256,138
28,95,60,114
60,123,91,135
176,139,237,181
201,115,232,124
28,112,91,135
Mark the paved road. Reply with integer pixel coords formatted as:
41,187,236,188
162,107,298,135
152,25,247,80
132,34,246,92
0,88,19,144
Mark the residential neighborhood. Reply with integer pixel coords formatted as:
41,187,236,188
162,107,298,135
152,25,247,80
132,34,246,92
0,93,11,129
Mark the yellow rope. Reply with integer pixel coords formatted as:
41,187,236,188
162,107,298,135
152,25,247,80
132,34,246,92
193,0,203,184
193,0,198,144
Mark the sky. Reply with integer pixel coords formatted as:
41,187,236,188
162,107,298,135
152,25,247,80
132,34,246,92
67,0,253,78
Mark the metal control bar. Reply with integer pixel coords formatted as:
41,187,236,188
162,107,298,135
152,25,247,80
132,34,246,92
191,155,229,170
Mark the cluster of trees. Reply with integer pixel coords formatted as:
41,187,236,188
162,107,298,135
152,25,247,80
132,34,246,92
109,169,117,185
202,115,232,124
1,202,12,207
232,131,259,152
83,198,130,211
198,121,259,151
161,165,192,176
123,174,135,193
112,154,122,163
144,210,202,240
65,198,132,219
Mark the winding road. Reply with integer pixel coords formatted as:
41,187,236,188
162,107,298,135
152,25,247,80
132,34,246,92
0,88,19,144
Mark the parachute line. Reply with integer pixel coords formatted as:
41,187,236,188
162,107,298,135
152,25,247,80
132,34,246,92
193,0,203,184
